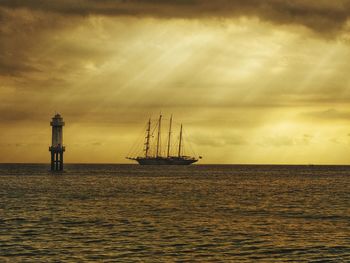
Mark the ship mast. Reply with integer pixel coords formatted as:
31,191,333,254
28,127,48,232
145,118,151,158
167,115,172,157
156,114,162,157
178,124,183,157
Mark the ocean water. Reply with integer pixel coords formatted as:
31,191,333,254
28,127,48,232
0,164,349,262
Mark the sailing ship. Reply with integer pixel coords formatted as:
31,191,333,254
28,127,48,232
127,115,201,165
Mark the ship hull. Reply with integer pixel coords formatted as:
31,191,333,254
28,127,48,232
134,157,198,165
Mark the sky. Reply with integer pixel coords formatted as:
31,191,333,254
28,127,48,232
1,0,350,164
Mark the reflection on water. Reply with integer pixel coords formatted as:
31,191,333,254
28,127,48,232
0,164,349,262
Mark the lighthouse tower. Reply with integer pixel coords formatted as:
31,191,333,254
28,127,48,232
49,113,65,171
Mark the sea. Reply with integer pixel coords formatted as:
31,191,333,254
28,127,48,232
0,164,349,262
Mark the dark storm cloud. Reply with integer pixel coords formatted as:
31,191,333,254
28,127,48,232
0,59,40,76
0,7,63,77
0,6,86,78
1,0,349,77
0,0,350,33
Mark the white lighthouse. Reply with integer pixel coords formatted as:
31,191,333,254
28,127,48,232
49,113,65,171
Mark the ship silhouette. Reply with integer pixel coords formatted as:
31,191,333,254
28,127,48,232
127,114,201,165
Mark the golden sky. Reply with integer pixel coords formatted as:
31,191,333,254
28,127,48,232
1,1,350,164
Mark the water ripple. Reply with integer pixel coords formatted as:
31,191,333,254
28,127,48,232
0,164,349,262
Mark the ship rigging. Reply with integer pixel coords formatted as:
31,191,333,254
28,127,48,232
127,115,201,165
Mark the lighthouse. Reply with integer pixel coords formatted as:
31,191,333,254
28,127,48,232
49,113,65,171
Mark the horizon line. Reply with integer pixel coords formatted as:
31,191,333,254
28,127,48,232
1,162,350,166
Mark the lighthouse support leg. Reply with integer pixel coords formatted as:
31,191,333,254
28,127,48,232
59,152,63,171
55,152,59,171
51,152,55,171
